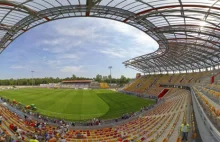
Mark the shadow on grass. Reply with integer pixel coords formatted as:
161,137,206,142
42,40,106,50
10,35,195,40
97,92,155,120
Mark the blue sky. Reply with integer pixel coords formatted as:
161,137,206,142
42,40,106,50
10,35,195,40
0,18,158,79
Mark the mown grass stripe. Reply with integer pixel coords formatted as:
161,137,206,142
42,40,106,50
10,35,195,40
0,88,155,121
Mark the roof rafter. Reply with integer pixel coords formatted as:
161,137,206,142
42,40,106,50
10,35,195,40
0,0,217,73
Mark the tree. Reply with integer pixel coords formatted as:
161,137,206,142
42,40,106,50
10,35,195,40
0,74,131,86
95,74,102,82
72,74,77,80
103,76,108,80
108,75,111,79
120,75,127,84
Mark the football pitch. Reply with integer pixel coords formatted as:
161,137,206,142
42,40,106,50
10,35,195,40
0,88,155,121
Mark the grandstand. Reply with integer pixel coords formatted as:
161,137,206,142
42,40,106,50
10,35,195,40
39,80,92,89
39,80,113,89
123,72,210,97
100,83,109,89
1,72,218,142
0,0,219,142
61,80,92,89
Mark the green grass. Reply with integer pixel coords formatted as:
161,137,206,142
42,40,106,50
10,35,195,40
0,88,155,121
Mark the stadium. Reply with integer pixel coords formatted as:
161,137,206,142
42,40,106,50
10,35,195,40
0,0,219,142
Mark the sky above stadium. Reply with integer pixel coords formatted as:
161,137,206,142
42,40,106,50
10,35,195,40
0,18,158,79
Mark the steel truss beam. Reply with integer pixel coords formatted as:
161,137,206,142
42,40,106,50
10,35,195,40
0,0,218,74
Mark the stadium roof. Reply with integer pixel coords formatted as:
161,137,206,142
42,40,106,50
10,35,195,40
0,0,219,73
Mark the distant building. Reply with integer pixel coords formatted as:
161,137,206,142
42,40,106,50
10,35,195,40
40,80,92,89
61,80,92,89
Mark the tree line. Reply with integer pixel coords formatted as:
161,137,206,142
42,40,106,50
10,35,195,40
0,74,132,86
94,74,131,85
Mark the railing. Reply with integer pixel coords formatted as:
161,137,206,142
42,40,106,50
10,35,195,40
160,83,220,142
191,87,220,142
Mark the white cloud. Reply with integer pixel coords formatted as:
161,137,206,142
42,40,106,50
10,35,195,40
43,52,84,70
46,60,62,66
42,38,67,46
40,38,82,53
60,66,84,73
56,54,80,60
2,18,157,79
54,26,97,38
105,21,133,34
88,19,159,58
38,18,158,59
42,48,49,51
33,18,158,76
96,37,157,58
99,47,127,58
101,20,158,47
10,65,26,69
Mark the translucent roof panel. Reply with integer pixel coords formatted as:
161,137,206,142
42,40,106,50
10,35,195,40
0,0,218,73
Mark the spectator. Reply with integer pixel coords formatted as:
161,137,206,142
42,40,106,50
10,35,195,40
29,136,39,142
115,118,118,122
64,125,68,133
76,131,83,139
17,133,22,141
24,115,27,120
0,136,5,142
44,132,50,141
48,136,56,142
9,124,14,131
122,114,125,119
0,115,2,125
60,137,66,142
71,122,75,126
16,128,23,135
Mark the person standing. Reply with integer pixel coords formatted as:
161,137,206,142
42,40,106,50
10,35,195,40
180,122,190,141
0,115,2,125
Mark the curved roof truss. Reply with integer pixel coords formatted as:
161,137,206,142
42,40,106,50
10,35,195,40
0,0,219,73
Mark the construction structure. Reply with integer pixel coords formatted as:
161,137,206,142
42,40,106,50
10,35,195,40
0,0,218,74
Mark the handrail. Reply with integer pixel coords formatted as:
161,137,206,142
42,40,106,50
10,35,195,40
160,83,220,141
191,87,220,141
